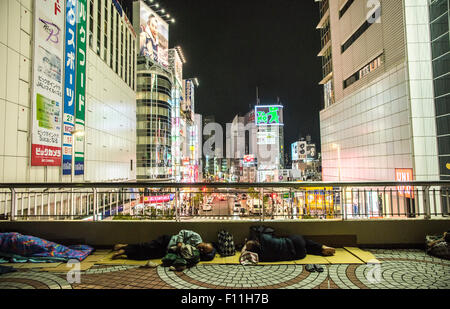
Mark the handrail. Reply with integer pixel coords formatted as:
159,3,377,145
0,181,449,189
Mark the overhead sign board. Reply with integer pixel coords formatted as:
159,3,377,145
255,105,283,126
31,0,65,166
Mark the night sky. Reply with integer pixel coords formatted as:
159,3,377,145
121,0,323,157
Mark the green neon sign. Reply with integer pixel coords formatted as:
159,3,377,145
255,106,283,126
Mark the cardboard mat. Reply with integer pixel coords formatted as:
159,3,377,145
96,247,375,266
344,247,381,264
0,263,62,269
0,248,377,270
96,252,150,266
41,262,96,272
323,248,364,264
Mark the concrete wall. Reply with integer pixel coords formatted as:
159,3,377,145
1,219,449,248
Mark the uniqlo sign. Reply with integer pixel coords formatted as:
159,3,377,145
395,168,414,198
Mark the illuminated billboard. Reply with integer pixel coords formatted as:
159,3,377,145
255,105,283,126
138,1,169,67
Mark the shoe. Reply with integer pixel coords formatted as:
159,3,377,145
169,266,176,271
314,264,324,273
305,264,315,272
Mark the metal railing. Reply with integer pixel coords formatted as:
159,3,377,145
0,181,449,222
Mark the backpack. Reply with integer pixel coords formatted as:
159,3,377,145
217,230,236,257
249,225,275,242
426,235,450,260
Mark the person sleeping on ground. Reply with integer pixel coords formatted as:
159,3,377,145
244,233,336,262
112,230,216,271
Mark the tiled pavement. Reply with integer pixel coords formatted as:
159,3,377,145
0,249,448,289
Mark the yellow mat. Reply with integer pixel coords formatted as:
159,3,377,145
41,262,96,272
294,255,330,265
324,248,364,264
0,263,62,269
200,254,241,265
96,252,149,266
93,247,374,266
344,247,381,264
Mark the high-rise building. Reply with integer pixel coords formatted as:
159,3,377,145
226,115,246,160
0,0,137,183
241,105,285,182
180,78,199,182
202,115,216,180
315,0,448,212
133,0,174,180
135,56,173,180
429,0,450,181
316,0,444,182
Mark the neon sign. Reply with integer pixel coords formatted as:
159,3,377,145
255,105,283,126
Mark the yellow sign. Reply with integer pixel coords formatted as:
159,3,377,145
299,187,334,210
447,163,450,170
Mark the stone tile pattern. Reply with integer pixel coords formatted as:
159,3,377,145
0,249,448,289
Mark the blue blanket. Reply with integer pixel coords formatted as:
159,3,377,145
0,232,94,263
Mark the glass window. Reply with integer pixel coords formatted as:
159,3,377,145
435,94,450,116
431,34,450,59
434,75,450,97
104,0,108,61
110,3,114,69
436,114,450,136
89,0,94,48
429,0,448,22
432,52,450,78
96,0,101,56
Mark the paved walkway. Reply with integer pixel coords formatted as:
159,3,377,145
0,249,448,289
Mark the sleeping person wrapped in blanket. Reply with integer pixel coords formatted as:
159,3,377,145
0,232,94,263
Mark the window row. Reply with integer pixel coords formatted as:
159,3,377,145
341,5,381,53
87,0,136,90
137,106,171,117
137,92,171,102
343,54,383,89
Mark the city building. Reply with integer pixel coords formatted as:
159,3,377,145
133,0,173,180
291,135,321,180
254,105,285,182
135,55,173,180
0,0,137,183
315,0,447,211
180,78,200,182
202,115,216,180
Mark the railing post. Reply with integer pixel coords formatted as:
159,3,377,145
260,188,264,222
175,188,180,222
92,188,97,221
10,188,16,221
423,186,431,219
341,187,345,221
289,188,293,219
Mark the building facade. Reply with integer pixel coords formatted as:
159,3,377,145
316,0,448,214
317,0,442,182
0,0,137,183
429,0,450,181
135,56,173,180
